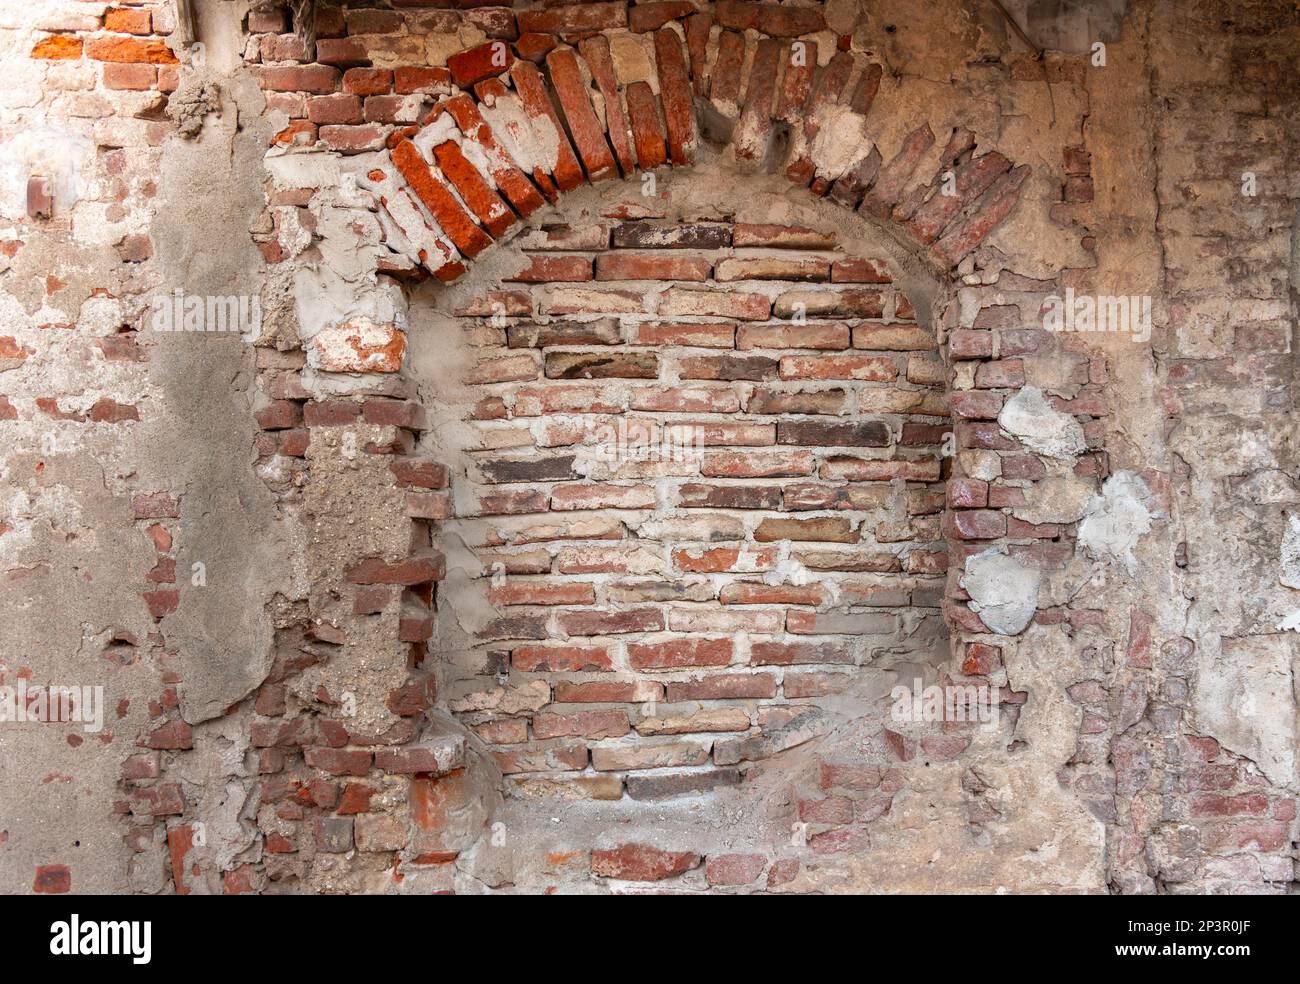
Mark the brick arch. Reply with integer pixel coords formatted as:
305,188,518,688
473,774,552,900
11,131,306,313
197,11,1096,894
361,28,1031,290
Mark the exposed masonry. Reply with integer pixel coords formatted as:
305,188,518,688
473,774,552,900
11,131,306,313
4,0,1298,895
437,204,951,798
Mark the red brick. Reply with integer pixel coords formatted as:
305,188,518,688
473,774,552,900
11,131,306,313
861,123,935,217
556,680,662,705
624,81,669,169
737,322,848,350
143,589,179,618
830,257,891,283
949,391,1004,419
448,41,514,88
440,95,546,217
104,5,152,33
318,124,385,154
942,510,1007,540
632,322,734,347
660,288,769,320
732,38,781,161
947,479,989,508
547,47,619,183
666,674,777,700
509,61,585,192
719,583,826,605
752,641,852,665
391,140,493,258
907,152,1012,243
627,638,733,670
103,62,157,90
343,68,392,96
307,93,362,125
774,39,816,121
515,31,556,62
551,484,655,510
254,65,340,94
33,865,71,893
513,645,612,672
701,450,812,477
304,747,373,777
716,0,825,36
596,253,710,282
654,28,696,165
533,709,630,739
706,853,766,886
394,66,451,95
629,2,699,33
488,581,595,606
558,608,665,636
578,35,636,176
591,843,700,881
89,398,139,422
506,255,592,283
778,354,897,382
146,719,193,750
518,2,628,35
974,359,1025,389
948,329,994,359
85,36,178,64
316,37,370,68
431,139,514,238
684,11,712,92
31,36,83,60
931,165,1031,268
710,31,746,112
785,51,853,184
344,554,445,585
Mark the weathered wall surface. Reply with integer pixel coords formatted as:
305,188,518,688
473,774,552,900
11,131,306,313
0,0,1296,895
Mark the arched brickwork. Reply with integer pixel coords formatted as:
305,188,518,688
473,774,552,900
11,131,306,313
361,28,1030,287
143,8,1121,895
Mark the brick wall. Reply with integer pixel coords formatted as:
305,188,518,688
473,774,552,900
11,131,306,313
440,204,950,800
4,0,1298,895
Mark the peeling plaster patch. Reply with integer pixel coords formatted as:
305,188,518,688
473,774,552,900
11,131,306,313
1077,471,1153,577
963,548,1041,636
997,385,1086,459
476,89,560,175
1280,513,1300,589
0,123,93,221
809,103,872,182
1279,611,1300,633
1195,634,1298,787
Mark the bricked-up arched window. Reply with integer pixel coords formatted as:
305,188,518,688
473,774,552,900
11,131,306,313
406,170,951,808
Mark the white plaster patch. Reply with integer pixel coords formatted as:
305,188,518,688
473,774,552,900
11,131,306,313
1077,471,1153,578
1195,634,1298,787
1280,513,1300,589
476,89,560,175
808,103,872,182
412,113,460,164
963,548,1041,636
0,123,94,222
997,385,1087,459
